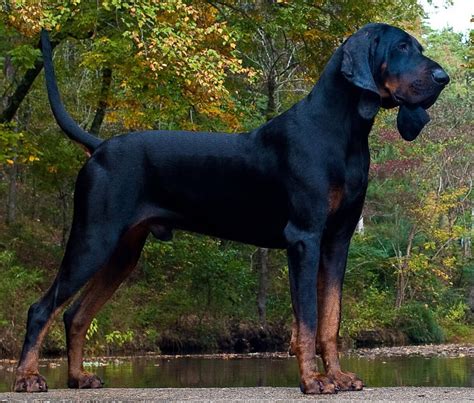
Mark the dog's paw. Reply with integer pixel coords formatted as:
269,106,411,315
300,372,337,394
328,370,363,391
14,373,48,392
68,372,104,389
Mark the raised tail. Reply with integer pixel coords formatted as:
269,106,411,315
40,30,102,153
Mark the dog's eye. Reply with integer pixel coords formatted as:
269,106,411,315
397,42,409,52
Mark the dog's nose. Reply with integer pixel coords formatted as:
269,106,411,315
431,68,450,85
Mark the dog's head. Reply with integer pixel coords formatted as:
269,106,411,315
341,23,449,141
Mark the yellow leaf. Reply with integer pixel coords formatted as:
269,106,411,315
6,159,14,165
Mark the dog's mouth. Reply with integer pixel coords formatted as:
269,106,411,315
418,93,440,109
391,92,404,106
389,90,439,111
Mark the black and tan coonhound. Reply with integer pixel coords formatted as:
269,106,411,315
15,23,448,394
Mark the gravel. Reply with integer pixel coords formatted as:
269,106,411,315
1,387,473,402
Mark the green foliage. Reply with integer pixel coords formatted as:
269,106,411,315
341,286,396,337
6,44,41,71
395,302,444,344
105,330,134,349
0,250,43,354
86,318,99,341
141,233,256,321
0,123,41,165
0,4,471,357
0,251,43,325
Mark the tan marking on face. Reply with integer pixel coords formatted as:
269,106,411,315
384,75,421,101
381,76,402,102
384,78,399,93
377,62,394,99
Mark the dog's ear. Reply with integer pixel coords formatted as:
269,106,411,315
341,29,381,120
397,105,430,141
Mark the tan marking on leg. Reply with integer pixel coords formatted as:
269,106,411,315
317,273,363,391
17,306,62,375
15,305,67,392
295,323,336,394
296,323,317,378
317,280,341,372
66,226,147,388
67,263,134,383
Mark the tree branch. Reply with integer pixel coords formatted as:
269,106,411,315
0,38,60,124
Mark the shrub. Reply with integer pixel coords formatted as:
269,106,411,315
395,302,444,344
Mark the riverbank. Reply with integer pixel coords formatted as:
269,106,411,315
0,387,473,402
349,343,474,358
0,343,472,369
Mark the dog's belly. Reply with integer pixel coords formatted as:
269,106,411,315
145,182,289,248
179,214,288,248
146,208,288,248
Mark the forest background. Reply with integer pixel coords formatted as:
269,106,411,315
0,1,472,357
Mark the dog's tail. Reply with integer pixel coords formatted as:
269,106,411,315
40,30,102,153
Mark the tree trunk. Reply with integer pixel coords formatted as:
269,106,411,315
395,225,416,308
6,161,18,225
265,71,277,121
395,263,407,309
257,247,269,325
59,187,70,248
89,67,112,135
256,75,278,325
463,206,473,258
0,41,59,124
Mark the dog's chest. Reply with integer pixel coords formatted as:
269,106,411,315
330,159,369,214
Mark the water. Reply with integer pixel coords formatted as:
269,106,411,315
1,355,472,392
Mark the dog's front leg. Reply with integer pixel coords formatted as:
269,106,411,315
285,223,337,394
317,238,363,391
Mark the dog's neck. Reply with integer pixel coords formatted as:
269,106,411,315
304,47,375,141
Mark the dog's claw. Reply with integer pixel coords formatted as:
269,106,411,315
14,373,48,393
328,370,364,391
300,373,337,394
68,372,104,389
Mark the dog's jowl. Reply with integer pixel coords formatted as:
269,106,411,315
14,23,448,394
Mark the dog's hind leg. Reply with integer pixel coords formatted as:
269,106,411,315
14,219,125,392
63,224,148,389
